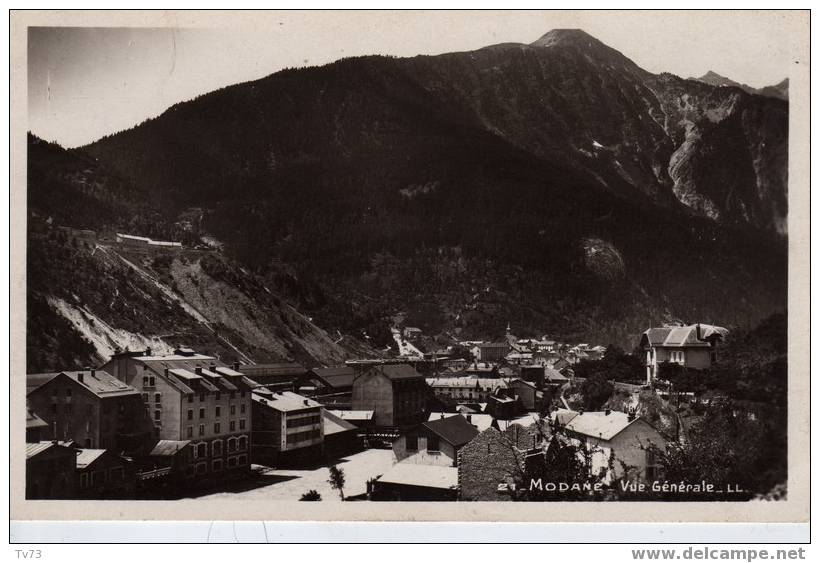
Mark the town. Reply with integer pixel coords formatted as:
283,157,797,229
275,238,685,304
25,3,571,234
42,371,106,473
27,317,769,502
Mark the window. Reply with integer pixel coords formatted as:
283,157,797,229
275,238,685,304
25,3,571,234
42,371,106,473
199,408,205,419
212,440,223,456
196,443,207,458
154,393,161,404
406,434,418,451
196,462,207,475
239,419,246,430
240,403,246,414
187,394,194,403
229,421,236,431
238,436,247,451
149,377,155,386
427,435,440,453
216,392,221,401
230,405,236,416
237,455,247,466
187,409,193,421
142,393,149,403
84,438,92,448
212,459,223,472
215,406,221,417
214,422,221,433
154,410,161,421
227,456,237,468
186,426,193,438
200,393,205,402
142,376,149,387
228,437,237,452
199,424,205,437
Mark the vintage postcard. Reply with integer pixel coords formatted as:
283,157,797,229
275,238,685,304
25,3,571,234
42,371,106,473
9,9,810,523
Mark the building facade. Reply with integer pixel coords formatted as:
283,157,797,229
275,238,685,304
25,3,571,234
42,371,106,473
640,324,729,384
27,370,154,452
101,349,256,477
351,363,429,428
250,389,324,465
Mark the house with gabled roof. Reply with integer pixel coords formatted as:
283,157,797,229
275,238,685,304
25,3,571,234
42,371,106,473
640,323,729,384
551,409,667,482
351,362,429,427
75,448,136,499
393,414,479,467
27,369,154,452
26,441,77,499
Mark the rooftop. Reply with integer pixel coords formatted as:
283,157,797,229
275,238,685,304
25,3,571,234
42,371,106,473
327,410,375,421
322,410,358,436
426,377,508,389
422,414,480,448
561,410,639,441
643,324,728,348
428,412,494,432
252,390,321,412
149,440,191,457
75,449,108,469
377,462,458,490
366,363,423,381
27,370,138,398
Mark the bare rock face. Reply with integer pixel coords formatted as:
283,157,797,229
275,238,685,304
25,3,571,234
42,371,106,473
581,238,625,282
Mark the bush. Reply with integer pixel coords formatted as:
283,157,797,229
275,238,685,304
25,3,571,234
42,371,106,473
299,489,322,501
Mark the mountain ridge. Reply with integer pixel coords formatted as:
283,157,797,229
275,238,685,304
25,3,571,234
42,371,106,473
28,30,787,358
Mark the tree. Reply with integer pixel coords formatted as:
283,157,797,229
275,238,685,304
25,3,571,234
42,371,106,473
299,489,322,501
580,372,614,410
327,465,346,501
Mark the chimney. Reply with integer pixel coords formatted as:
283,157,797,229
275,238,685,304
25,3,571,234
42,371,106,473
303,399,309,406
627,408,636,421
195,366,202,375
605,409,611,416
78,372,84,383
164,367,169,377
90,369,96,378
466,414,472,423
145,347,152,357
233,362,240,371
440,413,445,419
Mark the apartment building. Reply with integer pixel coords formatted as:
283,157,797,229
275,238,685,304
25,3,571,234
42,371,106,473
100,349,257,477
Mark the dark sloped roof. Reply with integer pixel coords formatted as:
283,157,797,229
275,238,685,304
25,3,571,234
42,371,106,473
28,370,138,398
423,414,480,448
311,366,355,379
149,440,191,457
372,363,423,381
239,363,307,378
26,408,48,429
26,372,60,393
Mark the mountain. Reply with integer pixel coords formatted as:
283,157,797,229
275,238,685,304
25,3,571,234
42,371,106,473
692,70,789,101
26,135,379,372
29,29,787,353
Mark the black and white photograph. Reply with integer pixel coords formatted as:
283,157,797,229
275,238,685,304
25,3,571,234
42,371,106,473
10,9,810,528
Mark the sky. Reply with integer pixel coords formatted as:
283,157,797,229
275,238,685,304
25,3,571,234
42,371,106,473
27,11,806,148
